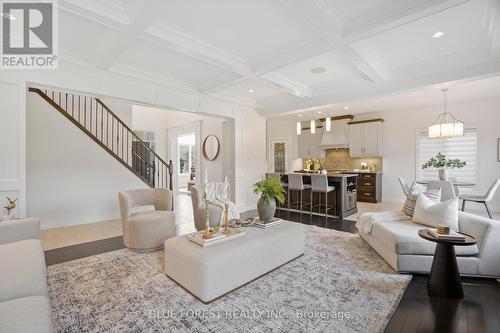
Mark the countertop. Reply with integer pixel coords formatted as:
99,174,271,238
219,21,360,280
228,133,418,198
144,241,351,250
292,171,359,178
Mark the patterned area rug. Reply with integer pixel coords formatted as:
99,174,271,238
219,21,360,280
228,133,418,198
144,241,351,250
47,225,411,333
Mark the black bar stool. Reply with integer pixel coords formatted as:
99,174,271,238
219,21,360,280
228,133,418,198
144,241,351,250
310,174,336,217
287,173,311,212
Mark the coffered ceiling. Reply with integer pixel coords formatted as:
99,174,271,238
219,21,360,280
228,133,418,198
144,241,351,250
55,0,500,115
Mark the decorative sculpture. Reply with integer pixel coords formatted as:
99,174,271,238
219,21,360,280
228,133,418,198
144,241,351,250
3,197,17,220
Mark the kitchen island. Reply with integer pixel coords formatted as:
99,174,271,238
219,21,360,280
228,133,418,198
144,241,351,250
277,173,358,219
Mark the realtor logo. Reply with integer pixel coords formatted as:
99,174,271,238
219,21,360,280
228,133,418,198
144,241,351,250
1,0,58,68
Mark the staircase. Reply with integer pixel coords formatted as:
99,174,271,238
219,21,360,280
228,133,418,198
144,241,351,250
29,87,173,190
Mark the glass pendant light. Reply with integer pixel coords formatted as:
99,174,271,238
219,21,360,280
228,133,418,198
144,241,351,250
310,120,315,134
296,121,301,135
325,117,331,132
428,88,464,138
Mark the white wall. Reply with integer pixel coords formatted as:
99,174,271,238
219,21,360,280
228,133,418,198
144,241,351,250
266,97,500,212
0,61,266,226
373,97,500,212
26,93,147,229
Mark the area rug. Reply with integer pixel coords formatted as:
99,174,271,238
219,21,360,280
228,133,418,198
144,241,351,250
47,225,411,333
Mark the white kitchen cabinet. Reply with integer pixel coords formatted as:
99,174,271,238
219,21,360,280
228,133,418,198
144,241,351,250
298,127,324,158
348,121,383,157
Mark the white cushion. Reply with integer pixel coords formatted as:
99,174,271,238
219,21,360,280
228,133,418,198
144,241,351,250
371,220,478,256
0,239,48,302
412,194,459,230
402,182,441,217
0,296,53,333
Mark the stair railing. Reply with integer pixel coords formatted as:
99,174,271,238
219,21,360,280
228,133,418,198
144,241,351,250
29,87,174,190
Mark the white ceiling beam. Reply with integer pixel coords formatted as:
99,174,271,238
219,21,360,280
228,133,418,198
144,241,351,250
277,0,385,83
343,0,470,43
143,22,252,76
142,22,313,98
59,0,314,98
96,0,166,70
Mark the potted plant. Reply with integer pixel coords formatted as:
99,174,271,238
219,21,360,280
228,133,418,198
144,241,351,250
253,177,286,222
422,153,466,180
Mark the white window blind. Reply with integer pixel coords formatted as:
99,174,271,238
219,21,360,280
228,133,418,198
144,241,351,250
417,129,478,190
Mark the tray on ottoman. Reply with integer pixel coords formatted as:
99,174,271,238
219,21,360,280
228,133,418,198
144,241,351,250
164,220,305,303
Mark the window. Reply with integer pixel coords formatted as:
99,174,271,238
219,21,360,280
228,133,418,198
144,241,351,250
417,129,478,189
177,133,196,175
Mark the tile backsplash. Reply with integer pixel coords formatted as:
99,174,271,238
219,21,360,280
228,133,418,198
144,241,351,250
303,148,383,171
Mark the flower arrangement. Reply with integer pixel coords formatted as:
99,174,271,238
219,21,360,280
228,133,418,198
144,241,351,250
421,153,466,170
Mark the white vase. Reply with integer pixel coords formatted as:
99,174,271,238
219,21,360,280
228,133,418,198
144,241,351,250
438,168,448,181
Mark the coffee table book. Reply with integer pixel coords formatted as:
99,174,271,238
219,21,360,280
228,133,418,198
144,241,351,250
427,229,466,242
187,228,246,247
253,217,282,229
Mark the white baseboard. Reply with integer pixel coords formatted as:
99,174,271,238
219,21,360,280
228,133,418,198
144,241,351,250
41,212,120,230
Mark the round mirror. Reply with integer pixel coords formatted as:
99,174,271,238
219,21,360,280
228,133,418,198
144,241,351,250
202,134,220,161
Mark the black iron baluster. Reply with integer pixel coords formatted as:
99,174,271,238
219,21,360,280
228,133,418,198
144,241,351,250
84,96,87,128
100,102,103,141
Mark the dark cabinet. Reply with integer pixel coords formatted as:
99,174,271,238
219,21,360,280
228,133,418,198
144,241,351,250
351,172,382,203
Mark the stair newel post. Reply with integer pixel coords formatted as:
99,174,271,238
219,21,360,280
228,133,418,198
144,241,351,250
168,160,174,191
152,159,156,187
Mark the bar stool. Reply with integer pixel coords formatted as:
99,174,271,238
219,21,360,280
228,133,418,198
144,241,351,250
287,173,311,212
310,174,336,217
265,173,287,211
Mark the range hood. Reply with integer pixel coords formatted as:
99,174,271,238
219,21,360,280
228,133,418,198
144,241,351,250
319,117,351,148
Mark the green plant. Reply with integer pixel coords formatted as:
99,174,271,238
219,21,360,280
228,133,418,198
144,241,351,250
421,153,466,170
253,177,286,203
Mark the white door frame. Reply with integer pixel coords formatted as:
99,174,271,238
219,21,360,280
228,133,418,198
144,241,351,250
167,121,201,192
269,138,289,173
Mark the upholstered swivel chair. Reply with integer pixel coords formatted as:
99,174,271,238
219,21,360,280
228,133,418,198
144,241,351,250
190,186,224,231
461,180,500,219
118,188,176,252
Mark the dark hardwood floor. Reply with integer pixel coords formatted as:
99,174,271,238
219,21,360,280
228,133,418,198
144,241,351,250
45,210,500,332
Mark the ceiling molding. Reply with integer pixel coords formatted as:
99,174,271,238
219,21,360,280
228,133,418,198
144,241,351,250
60,0,129,28
109,64,199,94
208,91,260,109
143,22,251,75
260,72,312,98
343,0,470,43
277,0,385,83
96,0,167,70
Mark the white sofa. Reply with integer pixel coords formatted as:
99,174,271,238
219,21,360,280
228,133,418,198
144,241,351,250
359,211,500,277
0,218,53,333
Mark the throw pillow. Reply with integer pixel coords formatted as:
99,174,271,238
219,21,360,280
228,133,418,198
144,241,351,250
412,194,459,230
402,182,441,217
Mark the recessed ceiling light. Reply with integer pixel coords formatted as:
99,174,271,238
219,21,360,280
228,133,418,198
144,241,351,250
0,12,15,20
317,111,322,114
248,89,254,93
432,31,445,38
310,67,326,74
343,106,349,110
298,114,302,117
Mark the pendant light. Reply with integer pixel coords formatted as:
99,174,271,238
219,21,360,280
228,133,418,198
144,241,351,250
296,121,301,135
325,117,331,132
310,120,315,134
428,88,464,138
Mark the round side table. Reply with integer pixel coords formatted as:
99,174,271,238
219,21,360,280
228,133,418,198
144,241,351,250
418,229,477,299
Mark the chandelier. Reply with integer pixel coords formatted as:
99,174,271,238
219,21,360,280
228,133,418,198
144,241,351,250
428,88,464,138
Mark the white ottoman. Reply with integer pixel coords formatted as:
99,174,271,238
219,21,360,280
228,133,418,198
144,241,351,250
164,221,305,303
